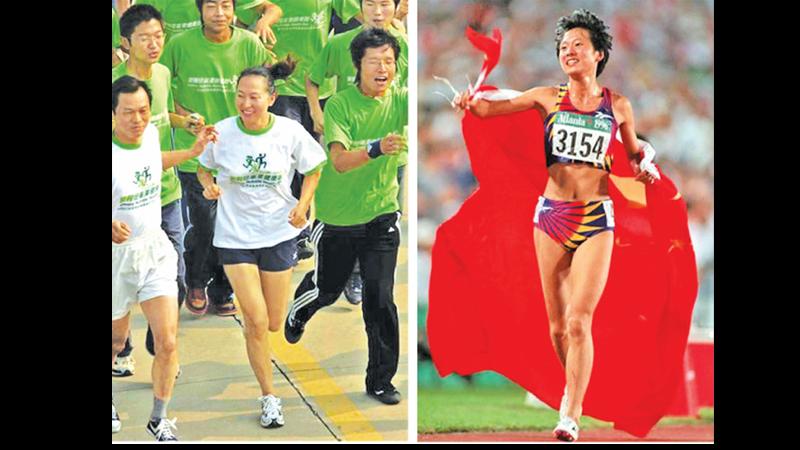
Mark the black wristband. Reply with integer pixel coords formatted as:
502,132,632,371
367,139,383,159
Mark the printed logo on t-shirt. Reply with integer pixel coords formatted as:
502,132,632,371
311,12,325,27
135,166,153,188
119,166,160,211
274,14,326,31
244,154,268,173
230,154,282,187
166,21,201,35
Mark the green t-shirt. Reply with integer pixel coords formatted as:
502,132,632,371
135,0,202,45
269,0,360,98
161,26,271,172
112,8,121,49
308,25,408,93
317,85,408,226
112,62,181,206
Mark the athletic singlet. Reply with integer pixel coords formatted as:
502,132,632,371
544,83,619,172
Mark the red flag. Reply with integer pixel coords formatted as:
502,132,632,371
427,28,698,438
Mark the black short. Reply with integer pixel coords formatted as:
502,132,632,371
216,237,298,272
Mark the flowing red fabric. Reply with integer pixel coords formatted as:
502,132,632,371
427,28,699,438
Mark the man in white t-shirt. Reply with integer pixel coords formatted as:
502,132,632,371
112,76,216,441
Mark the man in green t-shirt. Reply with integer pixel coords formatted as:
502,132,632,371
160,0,272,316
266,0,360,260
306,0,407,305
112,3,203,377
136,0,282,46
285,28,407,406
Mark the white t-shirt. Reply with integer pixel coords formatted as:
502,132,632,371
112,124,163,240
199,115,327,249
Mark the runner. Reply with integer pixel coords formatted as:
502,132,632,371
454,10,661,441
197,61,327,427
285,28,407,406
112,75,217,441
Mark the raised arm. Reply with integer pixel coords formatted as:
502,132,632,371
456,86,555,119
305,76,325,136
162,126,218,170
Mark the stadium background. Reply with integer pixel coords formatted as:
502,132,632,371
417,0,713,432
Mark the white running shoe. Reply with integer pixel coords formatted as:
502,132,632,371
553,416,579,442
259,394,285,428
112,402,121,433
112,355,135,377
146,417,179,441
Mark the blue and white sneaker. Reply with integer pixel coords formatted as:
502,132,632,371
259,395,285,428
553,416,579,442
146,417,179,441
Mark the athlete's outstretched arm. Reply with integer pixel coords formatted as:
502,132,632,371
455,86,554,118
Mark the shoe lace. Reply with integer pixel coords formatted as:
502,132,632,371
260,396,282,419
153,417,178,440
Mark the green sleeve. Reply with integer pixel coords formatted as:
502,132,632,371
332,0,360,24
112,8,121,49
248,33,271,65
308,41,332,86
323,98,352,151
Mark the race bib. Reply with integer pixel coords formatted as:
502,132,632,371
551,111,612,165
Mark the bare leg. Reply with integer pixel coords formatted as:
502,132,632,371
225,264,275,396
260,269,293,334
563,231,614,422
533,228,573,367
140,296,180,401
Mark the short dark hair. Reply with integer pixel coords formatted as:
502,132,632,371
112,76,152,112
195,0,237,13
350,28,400,84
360,0,401,10
237,56,297,94
196,0,236,28
554,9,613,77
119,4,164,41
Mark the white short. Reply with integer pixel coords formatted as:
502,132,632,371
112,228,178,321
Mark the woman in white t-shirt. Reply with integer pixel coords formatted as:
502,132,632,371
197,60,327,429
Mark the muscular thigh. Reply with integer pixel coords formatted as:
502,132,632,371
534,227,573,321
566,231,614,315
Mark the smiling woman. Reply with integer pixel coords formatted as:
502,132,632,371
428,5,699,443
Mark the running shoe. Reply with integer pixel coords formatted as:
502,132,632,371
209,292,238,316
367,386,401,405
284,314,307,344
112,355,135,377
146,417,179,441
343,271,363,305
112,402,121,433
259,395,285,428
185,287,209,315
297,238,314,260
553,416,579,442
